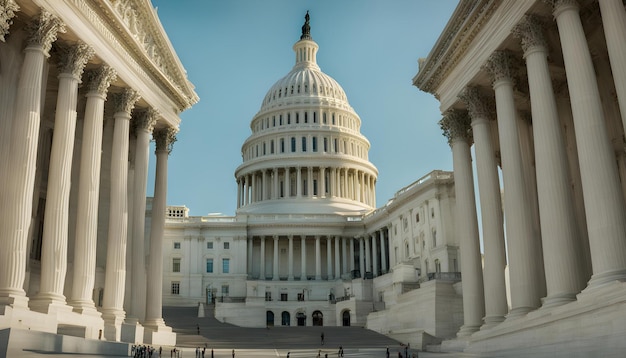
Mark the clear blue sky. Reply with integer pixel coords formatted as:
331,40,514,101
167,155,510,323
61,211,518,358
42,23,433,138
148,0,460,216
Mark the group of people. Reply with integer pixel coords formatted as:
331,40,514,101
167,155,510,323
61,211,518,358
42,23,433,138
193,347,235,358
131,345,161,357
386,343,417,358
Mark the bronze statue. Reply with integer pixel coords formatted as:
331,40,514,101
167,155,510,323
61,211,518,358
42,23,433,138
301,10,311,40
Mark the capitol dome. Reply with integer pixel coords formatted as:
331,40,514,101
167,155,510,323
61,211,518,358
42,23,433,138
235,12,378,215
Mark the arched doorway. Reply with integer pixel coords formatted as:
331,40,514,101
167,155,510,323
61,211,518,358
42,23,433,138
342,310,351,326
266,311,274,327
312,310,323,326
281,311,290,326
296,312,306,326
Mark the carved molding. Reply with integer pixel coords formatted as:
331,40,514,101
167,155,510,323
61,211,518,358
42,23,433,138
54,42,94,78
513,15,548,54
26,10,66,56
154,127,177,154
0,0,19,42
483,50,517,85
112,88,140,115
85,65,118,95
135,107,159,133
458,86,495,121
439,109,473,145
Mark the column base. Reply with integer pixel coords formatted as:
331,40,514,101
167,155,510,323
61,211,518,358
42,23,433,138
143,320,176,346
540,292,577,309
121,322,145,344
480,314,505,330
101,308,126,342
584,268,626,291
457,323,481,337
68,299,102,317
29,293,72,314
504,306,534,321
0,289,30,311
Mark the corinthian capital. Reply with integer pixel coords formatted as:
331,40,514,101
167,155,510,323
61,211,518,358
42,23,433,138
483,50,517,85
439,109,472,145
543,0,580,11
512,15,548,54
0,0,19,42
85,65,117,96
54,42,94,78
458,86,495,121
135,108,159,133
112,88,140,115
26,10,66,56
154,127,177,154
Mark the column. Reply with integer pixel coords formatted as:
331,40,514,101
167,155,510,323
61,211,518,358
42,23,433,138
372,234,379,277
126,109,158,323
334,236,341,279
69,65,117,315
599,0,626,135
326,237,333,280
439,110,485,336
296,166,302,197
247,238,253,275
320,167,326,197
459,87,507,328
0,11,63,308
308,166,313,197
143,127,177,337
30,42,93,312
380,230,387,274
273,235,279,281
315,236,322,280
244,175,249,205
514,15,585,307
350,238,355,272
301,236,307,280
262,169,267,201
484,51,543,316
236,179,241,207
288,235,294,280
273,168,279,199
550,0,626,287
101,89,141,341
359,238,365,278
342,237,348,275
260,237,266,279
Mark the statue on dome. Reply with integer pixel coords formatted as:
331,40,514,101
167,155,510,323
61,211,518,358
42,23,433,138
301,11,311,40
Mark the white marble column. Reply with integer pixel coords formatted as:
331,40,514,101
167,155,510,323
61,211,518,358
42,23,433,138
273,168,279,199
372,234,379,277
308,167,314,196
365,235,371,275
284,167,290,198
514,15,585,307
0,11,63,308
244,175,249,205
127,108,158,323
273,235,279,281
143,127,177,338
551,0,626,287
247,238,253,275
484,51,544,317
297,166,302,197
334,236,341,279
326,237,333,280
301,236,307,280
69,66,116,315
350,238,355,272
30,42,93,313
341,237,348,274
599,0,626,136
380,230,387,274
459,87,507,328
440,110,485,336
320,167,326,197
288,235,294,280
315,236,322,280
236,179,241,207
262,170,267,201
260,237,266,279
359,238,365,278
101,89,140,341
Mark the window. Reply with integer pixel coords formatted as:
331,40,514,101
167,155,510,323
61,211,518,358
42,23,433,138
172,258,181,273
174,242,181,249
312,137,317,152
431,208,435,218
271,140,275,154
265,292,272,301
263,142,266,155
291,137,296,152
334,139,338,153
206,259,213,273
171,282,180,295
296,113,299,123
432,229,437,247
222,285,229,297
416,213,420,223
302,137,307,152
224,242,230,249
281,138,285,153
222,258,230,273
279,115,283,125
304,112,308,123
323,138,328,152
435,259,441,273
207,242,213,249
288,113,291,124
281,293,288,302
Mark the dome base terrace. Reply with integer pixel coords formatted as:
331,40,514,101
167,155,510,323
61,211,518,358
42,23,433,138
235,197,372,216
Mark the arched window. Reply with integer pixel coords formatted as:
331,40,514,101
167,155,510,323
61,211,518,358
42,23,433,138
266,311,274,327
342,310,351,326
312,311,323,326
296,312,306,326
435,259,441,273
281,311,290,326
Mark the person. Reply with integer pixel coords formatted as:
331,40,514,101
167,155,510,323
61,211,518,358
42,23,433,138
317,350,321,358
405,344,408,358
338,345,343,357
211,349,214,358
386,347,390,358
232,349,235,358
287,352,290,358
321,331,325,345
159,346,162,357
197,324,200,335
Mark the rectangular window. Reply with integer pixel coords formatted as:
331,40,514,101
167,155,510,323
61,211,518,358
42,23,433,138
323,113,327,124
313,180,318,196
263,143,266,155
281,138,285,153
172,258,181,273
313,112,317,123
171,282,180,295
206,259,213,273
279,115,283,125
291,137,296,152
173,242,181,249
296,113,299,123
222,258,230,273
224,242,230,249
304,112,308,123
265,292,272,301
323,138,328,152
271,140,275,154
301,137,307,152
334,139,338,153
281,293,288,302
272,116,276,127
287,113,291,124
207,242,213,249
312,137,317,152
222,285,229,296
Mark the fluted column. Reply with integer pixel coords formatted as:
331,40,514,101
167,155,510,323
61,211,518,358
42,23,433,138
247,238,253,275
301,236,306,280
0,11,64,308
359,238,365,278
273,168,279,199
342,237,348,274
599,0,626,136
244,175,249,205
326,237,333,280
101,89,140,341
350,238,355,272
284,167,290,198
236,179,241,208
30,42,93,313
440,110,485,336
372,234,379,277
484,51,543,317
514,15,585,307
288,235,294,280
69,66,116,315
459,87,507,328
143,127,177,334
127,108,158,323
334,236,341,279
260,237,266,279
315,236,322,280
262,169,267,201
320,167,326,197
365,235,371,275
273,235,279,281
380,230,387,274
297,166,302,197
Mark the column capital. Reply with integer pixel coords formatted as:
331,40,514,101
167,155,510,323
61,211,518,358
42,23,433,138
134,108,159,134
459,86,495,122
112,88,140,115
54,42,94,78
544,0,580,12
0,0,19,42
154,127,177,154
512,15,548,54
85,65,117,96
439,109,472,145
26,10,66,56
483,50,518,84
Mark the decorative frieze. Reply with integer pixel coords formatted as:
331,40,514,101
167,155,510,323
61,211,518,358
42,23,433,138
54,42,94,78
112,88,140,115
0,0,19,42
483,50,517,84
25,10,66,56
458,86,495,121
439,109,472,145
85,65,117,96
154,127,177,154
512,15,548,54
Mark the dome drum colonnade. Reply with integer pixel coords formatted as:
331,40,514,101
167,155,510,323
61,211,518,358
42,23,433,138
0,0,197,345
416,0,626,350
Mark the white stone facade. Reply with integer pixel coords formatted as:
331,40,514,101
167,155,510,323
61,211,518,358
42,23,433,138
0,0,197,348
414,0,626,356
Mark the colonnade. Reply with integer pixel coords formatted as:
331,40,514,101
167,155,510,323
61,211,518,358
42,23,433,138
247,228,389,281
439,0,626,337
237,166,376,207
0,9,180,343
